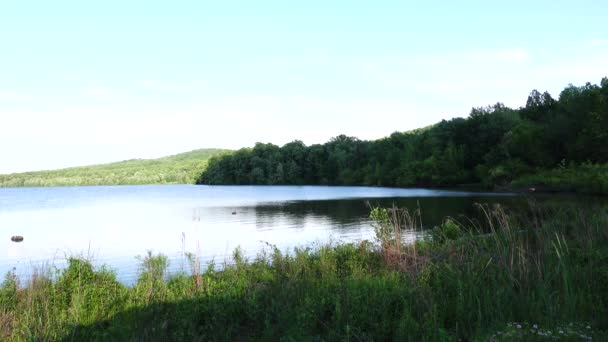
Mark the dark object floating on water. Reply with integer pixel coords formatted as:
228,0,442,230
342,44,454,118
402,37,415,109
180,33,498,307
11,236,24,242
232,211,237,215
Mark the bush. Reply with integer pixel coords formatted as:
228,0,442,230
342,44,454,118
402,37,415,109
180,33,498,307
430,218,463,245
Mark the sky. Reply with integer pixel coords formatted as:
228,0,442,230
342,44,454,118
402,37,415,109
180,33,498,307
1,1,607,173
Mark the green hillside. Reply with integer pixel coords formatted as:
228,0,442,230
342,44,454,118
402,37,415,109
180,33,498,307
0,149,230,187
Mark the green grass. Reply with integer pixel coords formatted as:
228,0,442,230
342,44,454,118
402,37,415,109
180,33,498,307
0,148,230,187
511,162,608,195
1,204,607,340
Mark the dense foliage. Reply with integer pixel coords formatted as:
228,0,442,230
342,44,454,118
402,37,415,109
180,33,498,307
199,78,608,193
1,205,606,340
0,149,229,187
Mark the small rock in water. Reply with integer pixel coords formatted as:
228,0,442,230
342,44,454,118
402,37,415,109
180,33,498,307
232,211,237,215
11,235,24,242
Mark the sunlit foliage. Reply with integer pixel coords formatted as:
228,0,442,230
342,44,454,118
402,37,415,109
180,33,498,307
0,149,229,187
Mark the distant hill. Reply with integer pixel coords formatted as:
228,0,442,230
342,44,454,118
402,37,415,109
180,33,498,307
0,148,231,187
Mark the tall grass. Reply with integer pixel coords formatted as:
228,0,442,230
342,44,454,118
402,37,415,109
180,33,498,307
0,204,606,340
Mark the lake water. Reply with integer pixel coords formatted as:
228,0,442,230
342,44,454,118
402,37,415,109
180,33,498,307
0,185,554,284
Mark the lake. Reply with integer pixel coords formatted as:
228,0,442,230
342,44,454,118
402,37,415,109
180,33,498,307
0,184,580,284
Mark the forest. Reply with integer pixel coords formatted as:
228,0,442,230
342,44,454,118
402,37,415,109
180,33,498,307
198,78,608,194
0,149,229,187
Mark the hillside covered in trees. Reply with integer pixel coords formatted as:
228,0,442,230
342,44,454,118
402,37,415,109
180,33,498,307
198,78,608,194
0,149,229,187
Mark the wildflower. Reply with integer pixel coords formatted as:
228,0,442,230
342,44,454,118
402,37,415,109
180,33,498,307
516,324,522,329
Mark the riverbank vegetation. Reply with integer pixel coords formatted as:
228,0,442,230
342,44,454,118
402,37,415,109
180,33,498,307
0,149,229,187
1,204,606,340
511,163,608,195
199,78,608,194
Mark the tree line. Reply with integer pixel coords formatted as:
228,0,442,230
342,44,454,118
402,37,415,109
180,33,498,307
198,78,608,192
0,149,229,187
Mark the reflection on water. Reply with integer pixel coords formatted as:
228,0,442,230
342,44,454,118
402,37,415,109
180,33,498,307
0,185,596,284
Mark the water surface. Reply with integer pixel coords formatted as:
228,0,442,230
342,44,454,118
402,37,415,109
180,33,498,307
0,185,532,283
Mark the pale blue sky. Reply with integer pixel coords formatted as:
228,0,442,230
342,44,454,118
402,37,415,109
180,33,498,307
1,1,607,173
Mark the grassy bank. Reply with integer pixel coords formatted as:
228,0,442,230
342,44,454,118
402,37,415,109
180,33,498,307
1,205,607,340
0,148,229,187
510,163,608,195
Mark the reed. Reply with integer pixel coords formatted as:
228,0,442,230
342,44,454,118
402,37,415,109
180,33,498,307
0,203,606,340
